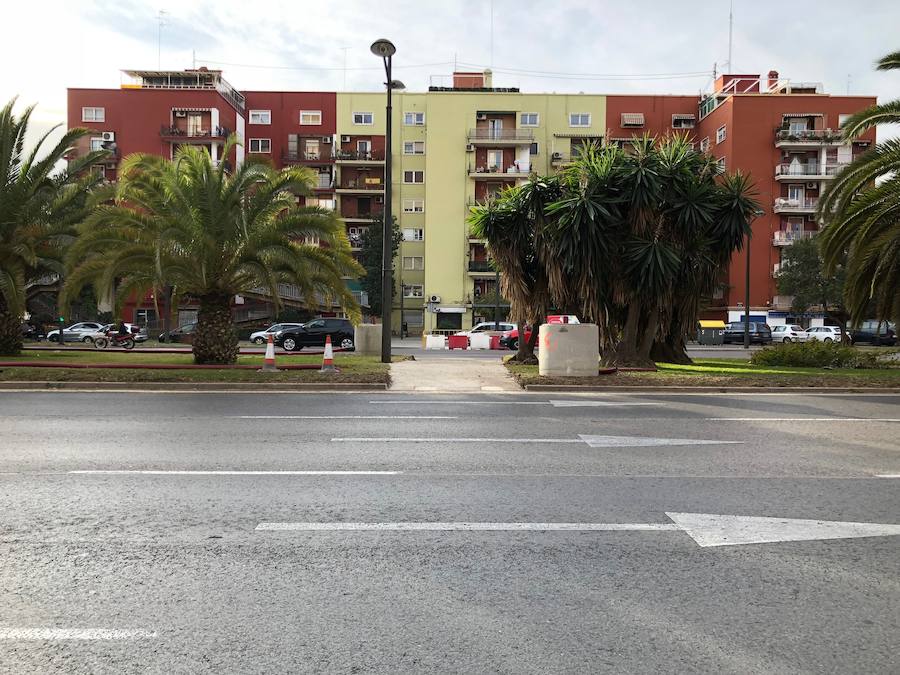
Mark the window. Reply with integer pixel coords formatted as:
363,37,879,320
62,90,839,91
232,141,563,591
699,137,710,152
569,113,591,127
529,142,539,155
357,140,371,158
520,112,539,127
249,138,271,153
353,112,374,125
717,156,726,170
402,284,424,298
300,110,322,125
304,138,320,159
672,114,695,129
403,141,425,155
90,138,104,152
403,199,424,213
403,170,424,183
81,107,105,122
486,150,503,171
838,113,852,128
404,112,425,126
249,110,271,124
91,165,105,179
716,125,726,144
402,228,424,241
621,113,644,128
402,256,424,270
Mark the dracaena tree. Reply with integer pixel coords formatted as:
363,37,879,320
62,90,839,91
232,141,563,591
818,49,900,326
64,140,362,364
0,97,108,355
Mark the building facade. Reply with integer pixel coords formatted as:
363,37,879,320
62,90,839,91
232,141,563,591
67,68,875,331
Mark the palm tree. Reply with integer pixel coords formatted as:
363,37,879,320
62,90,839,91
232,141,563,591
818,49,900,325
0,98,108,355
64,141,362,364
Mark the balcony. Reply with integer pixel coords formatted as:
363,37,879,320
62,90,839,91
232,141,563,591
335,180,384,194
775,128,844,148
775,163,847,181
773,230,816,246
467,128,534,146
773,197,819,214
772,263,781,277
468,260,495,274
159,125,229,142
468,165,530,180
333,149,385,164
282,151,333,165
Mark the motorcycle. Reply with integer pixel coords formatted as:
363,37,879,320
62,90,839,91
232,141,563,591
93,331,136,350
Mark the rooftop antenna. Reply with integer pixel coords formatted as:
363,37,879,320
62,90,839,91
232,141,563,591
846,73,851,94
490,0,494,68
157,10,168,69
725,0,733,73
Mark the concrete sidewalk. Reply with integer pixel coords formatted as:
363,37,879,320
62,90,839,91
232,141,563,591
390,356,519,392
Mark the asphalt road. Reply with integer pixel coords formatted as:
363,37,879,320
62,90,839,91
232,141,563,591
1,391,899,673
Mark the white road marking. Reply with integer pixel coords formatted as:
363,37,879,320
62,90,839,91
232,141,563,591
256,522,681,532
234,415,457,419
876,474,900,478
258,513,900,548
549,400,654,407
0,628,156,640
666,512,900,548
68,470,401,476
708,417,900,422
332,435,740,448
369,400,652,407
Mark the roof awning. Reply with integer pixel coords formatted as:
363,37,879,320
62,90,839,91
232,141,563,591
553,133,604,139
609,137,638,143
621,113,645,126
171,107,212,112
673,113,696,120
782,112,824,118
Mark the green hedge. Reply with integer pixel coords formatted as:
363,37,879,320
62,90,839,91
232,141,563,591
750,341,878,369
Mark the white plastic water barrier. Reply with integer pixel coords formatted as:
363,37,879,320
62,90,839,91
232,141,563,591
425,335,447,350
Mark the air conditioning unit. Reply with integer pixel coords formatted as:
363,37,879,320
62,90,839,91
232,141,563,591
375,196,384,204
806,182,817,189
476,113,487,121
807,214,816,221
551,152,563,160
174,111,187,118
429,294,441,303
101,131,115,142
465,144,476,152
341,135,351,143
322,136,332,144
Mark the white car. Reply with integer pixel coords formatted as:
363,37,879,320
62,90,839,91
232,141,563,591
771,324,808,343
455,321,516,337
804,326,848,343
250,323,304,345
46,322,106,343
89,323,148,343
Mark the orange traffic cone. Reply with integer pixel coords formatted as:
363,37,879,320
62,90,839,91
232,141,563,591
259,333,279,372
320,334,336,373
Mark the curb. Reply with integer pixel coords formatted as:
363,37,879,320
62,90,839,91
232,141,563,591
0,381,388,392
523,384,900,393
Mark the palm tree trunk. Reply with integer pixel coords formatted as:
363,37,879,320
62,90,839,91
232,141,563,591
193,292,238,364
637,312,659,362
0,295,23,356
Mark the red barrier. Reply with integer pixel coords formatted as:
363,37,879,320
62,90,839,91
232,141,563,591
447,335,469,350
489,335,502,350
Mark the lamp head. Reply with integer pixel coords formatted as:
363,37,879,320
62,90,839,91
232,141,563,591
370,39,396,58
390,79,406,90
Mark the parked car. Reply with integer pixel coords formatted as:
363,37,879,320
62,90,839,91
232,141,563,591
850,320,897,346
500,326,534,351
21,323,44,341
771,324,808,343
249,323,304,345
275,318,355,351
454,321,515,337
158,323,197,343
722,322,773,344
804,326,849,343
46,322,106,343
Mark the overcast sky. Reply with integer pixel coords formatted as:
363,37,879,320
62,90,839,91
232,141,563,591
5,0,898,148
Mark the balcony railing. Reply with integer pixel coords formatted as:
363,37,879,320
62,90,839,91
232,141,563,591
773,230,816,246
775,128,844,144
467,128,534,142
337,181,384,190
775,163,847,179
282,151,333,163
160,125,229,138
773,197,819,213
468,260,495,272
333,149,385,161
468,165,530,176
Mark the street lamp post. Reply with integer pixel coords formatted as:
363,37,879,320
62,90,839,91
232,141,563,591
743,232,751,349
370,39,404,363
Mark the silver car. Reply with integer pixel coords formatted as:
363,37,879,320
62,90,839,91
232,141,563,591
771,324,808,343
249,323,304,345
46,322,106,343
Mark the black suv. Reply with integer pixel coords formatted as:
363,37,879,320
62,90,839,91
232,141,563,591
723,321,773,344
850,321,897,346
275,318,355,351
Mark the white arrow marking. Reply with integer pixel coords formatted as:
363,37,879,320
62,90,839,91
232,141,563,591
257,514,900,547
0,628,156,640
665,512,900,547
332,435,740,448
